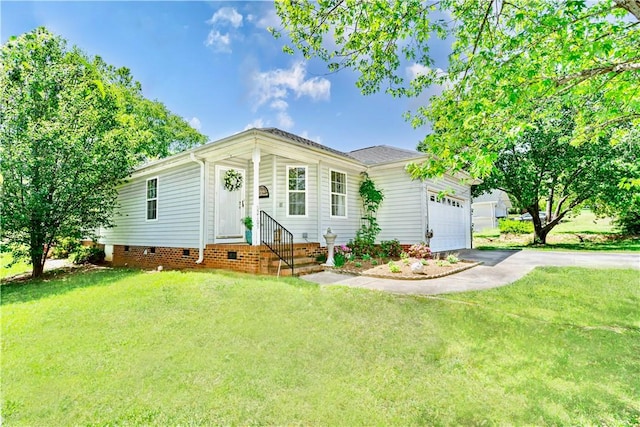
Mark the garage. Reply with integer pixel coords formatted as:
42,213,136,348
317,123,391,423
427,191,469,252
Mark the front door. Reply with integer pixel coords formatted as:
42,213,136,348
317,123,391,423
215,166,245,240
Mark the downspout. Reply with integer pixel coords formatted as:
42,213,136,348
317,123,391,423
190,153,206,264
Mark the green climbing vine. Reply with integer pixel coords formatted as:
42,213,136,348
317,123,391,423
352,172,384,256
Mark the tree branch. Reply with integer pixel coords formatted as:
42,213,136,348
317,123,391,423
555,59,640,86
461,0,496,83
614,0,640,21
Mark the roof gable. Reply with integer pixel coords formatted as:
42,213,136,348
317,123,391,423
131,128,427,177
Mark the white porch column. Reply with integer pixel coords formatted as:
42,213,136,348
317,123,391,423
251,146,261,246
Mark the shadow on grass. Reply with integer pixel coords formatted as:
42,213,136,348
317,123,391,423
177,267,320,290
535,240,640,251
476,236,640,252
0,266,141,306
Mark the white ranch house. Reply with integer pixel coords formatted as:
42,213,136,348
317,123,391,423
99,128,475,275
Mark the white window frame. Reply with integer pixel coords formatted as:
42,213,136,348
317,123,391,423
146,177,158,221
286,165,308,217
329,169,348,218
428,190,464,208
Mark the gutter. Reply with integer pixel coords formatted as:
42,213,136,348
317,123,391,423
190,153,206,264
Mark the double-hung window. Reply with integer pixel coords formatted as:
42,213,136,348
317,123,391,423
287,166,307,216
330,170,347,217
146,178,158,220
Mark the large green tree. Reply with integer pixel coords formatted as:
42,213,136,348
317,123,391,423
0,28,206,277
473,110,638,244
274,0,640,178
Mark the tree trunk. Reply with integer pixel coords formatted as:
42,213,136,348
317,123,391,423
546,186,554,222
29,225,46,278
528,204,549,244
533,225,549,245
31,256,45,278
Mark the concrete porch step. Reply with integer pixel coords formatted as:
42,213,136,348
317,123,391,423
268,256,317,267
266,255,324,276
271,262,325,277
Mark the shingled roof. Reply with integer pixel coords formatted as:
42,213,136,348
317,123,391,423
348,145,424,165
259,128,357,161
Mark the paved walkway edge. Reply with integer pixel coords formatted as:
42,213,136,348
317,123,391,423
301,250,640,295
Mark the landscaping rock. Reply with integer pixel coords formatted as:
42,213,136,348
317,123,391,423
410,261,423,274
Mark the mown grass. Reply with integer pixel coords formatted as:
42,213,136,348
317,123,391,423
0,253,31,280
474,210,640,251
2,267,639,425
551,210,617,234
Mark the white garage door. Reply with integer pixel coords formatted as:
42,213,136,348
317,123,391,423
428,192,468,252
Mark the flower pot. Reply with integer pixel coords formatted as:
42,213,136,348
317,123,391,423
245,230,252,244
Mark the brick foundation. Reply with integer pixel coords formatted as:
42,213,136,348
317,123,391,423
111,243,325,275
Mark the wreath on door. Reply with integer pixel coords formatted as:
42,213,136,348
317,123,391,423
223,169,243,191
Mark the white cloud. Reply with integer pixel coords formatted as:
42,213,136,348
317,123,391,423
205,7,243,53
270,99,288,111
207,7,243,28
188,117,202,130
277,111,294,129
245,118,266,130
251,61,330,110
248,61,330,132
205,30,231,52
407,63,431,80
255,9,280,30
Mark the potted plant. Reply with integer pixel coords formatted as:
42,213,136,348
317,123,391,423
242,216,253,244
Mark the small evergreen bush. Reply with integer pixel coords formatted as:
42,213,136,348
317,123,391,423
499,218,533,234
387,261,401,273
50,237,81,259
380,239,402,258
446,254,459,264
69,246,105,265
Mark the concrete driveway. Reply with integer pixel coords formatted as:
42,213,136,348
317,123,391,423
301,249,640,295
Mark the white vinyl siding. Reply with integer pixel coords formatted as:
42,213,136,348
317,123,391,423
273,159,318,242
146,177,158,221
318,164,361,246
287,165,307,217
101,164,200,247
330,169,347,218
369,164,472,249
369,167,424,244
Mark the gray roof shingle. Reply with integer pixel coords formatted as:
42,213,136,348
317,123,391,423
259,128,357,161
260,128,423,166
348,145,424,165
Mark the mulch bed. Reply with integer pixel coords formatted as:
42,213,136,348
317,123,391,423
327,257,480,280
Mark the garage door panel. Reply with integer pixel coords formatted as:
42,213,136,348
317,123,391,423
428,192,467,252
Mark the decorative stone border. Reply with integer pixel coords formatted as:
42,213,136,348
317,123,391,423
327,260,481,280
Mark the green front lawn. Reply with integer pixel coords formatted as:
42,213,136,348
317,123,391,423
0,253,31,280
474,210,640,251
2,267,639,425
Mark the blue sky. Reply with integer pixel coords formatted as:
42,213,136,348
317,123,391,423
2,1,448,152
